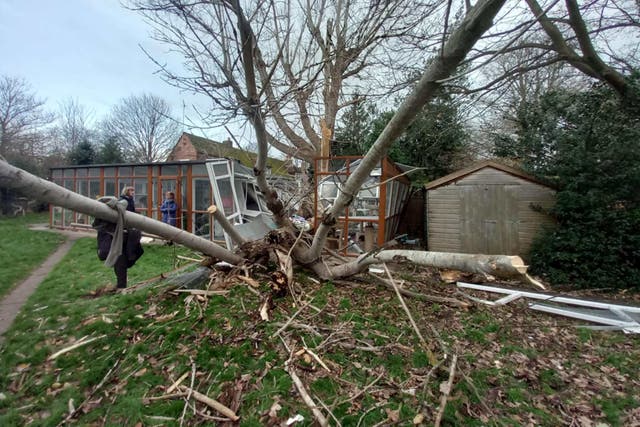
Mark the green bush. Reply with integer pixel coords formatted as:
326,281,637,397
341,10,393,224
527,82,640,288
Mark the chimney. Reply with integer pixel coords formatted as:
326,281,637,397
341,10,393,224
222,138,233,148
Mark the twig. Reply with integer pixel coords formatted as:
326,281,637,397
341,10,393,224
177,255,205,263
143,392,188,403
167,371,190,394
434,354,458,427
271,298,315,337
49,335,107,360
172,289,229,296
367,273,470,308
144,415,177,421
180,361,197,427
178,386,240,421
242,283,262,297
357,401,386,427
303,346,331,372
383,264,437,364
315,393,341,427
58,353,122,426
284,361,328,426
335,370,385,406
236,275,260,288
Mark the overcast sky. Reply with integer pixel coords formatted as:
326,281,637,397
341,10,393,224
0,0,228,140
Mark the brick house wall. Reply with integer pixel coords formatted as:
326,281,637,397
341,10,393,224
167,134,199,161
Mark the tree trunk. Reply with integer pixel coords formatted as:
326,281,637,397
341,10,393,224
314,250,539,287
0,158,244,265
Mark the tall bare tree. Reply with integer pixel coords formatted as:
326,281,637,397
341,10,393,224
0,76,53,162
102,93,180,162
129,0,446,162
54,98,94,154
458,0,639,103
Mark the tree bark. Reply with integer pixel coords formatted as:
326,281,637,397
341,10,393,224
320,250,533,284
0,158,244,265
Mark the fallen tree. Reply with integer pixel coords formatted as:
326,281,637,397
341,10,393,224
0,0,545,291
0,156,538,288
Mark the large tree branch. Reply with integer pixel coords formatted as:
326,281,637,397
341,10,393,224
564,0,632,99
0,157,244,265
302,0,508,262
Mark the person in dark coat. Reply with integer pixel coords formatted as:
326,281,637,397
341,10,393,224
120,186,136,212
111,187,142,289
160,191,178,226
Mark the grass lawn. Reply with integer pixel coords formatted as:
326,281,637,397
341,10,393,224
0,213,66,299
0,218,639,426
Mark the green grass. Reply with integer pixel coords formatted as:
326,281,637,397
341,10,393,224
0,213,65,298
0,216,639,426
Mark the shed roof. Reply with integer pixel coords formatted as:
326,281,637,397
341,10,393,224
424,160,554,190
184,133,289,175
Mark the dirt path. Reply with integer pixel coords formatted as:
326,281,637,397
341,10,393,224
0,228,92,343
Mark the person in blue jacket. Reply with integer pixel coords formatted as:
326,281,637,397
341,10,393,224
160,191,178,226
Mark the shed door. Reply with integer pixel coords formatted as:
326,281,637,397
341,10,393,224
460,185,519,254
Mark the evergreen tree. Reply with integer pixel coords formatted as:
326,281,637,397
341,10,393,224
95,137,124,164
333,95,376,156
366,92,470,183
521,82,640,288
67,139,95,165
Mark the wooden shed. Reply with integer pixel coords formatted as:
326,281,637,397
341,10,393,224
425,160,556,258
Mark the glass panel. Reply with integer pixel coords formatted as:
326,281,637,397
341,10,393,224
213,221,225,242
235,181,246,211
246,185,260,211
194,213,210,237
52,170,62,178
193,179,211,210
180,177,187,214
162,165,178,175
150,180,157,214
386,181,394,217
353,196,379,218
160,179,178,221
78,180,89,196
63,169,74,177
52,206,63,226
258,193,268,212
213,163,229,177
161,179,177,193
357,185,378,199
76,168,87,177
134,179,147,209
88,168,100,177
89,181,101,199
216,178,235,215
104,180,116,197
63,208,73,226
134,166,147,176
119,166,133,176
320,183,338,199
192,164,207,175
104,167,116,177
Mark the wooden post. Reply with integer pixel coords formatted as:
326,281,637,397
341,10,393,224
320,118,331,172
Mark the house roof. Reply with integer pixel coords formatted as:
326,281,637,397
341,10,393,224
424,160,554,190
184,133,289,175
